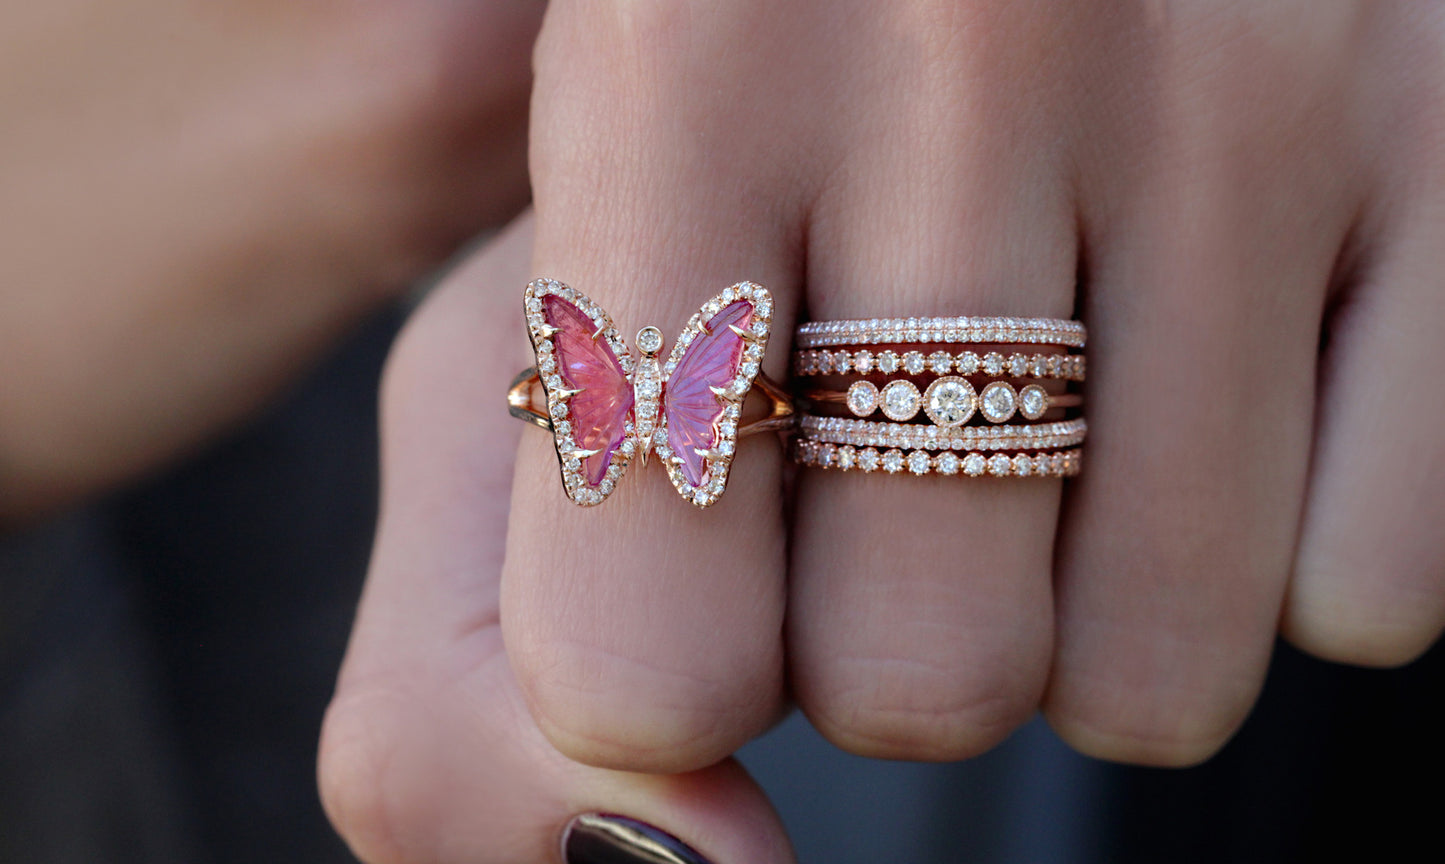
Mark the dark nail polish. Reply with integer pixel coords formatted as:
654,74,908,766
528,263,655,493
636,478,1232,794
562,813,713,864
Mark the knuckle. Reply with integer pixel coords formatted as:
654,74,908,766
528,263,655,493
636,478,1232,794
1286,598,1443,669
801,655,1039,761
317,689,425,864
518,637,780,772
1045,689,1248,768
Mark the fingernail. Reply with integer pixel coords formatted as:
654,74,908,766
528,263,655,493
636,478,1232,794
562,813,713,864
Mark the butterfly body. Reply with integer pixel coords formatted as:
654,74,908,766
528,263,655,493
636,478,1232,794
524,279,773,508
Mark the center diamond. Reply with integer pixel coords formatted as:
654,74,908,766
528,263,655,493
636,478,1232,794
923,377,976,427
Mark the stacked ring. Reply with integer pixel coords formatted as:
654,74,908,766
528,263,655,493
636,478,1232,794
790,314,1086,478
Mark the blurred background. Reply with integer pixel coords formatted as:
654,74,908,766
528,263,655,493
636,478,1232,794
2,299,1440,864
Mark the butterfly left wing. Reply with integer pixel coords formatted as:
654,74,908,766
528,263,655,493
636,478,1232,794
524,279,637,506
657,282,772,507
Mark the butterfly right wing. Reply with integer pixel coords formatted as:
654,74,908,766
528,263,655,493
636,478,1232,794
524,279,636,506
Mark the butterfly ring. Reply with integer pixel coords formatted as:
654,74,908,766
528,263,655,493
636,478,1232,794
508,278,795,508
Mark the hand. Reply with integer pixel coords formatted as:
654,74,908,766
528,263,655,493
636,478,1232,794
0,0,541,521
498,0,1445,771
320,215,796,864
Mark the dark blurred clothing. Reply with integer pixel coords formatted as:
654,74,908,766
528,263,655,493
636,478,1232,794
2,304,1441,864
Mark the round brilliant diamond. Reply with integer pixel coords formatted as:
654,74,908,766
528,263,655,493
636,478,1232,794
979,382,1017,423
846,381,879,417
635,325,664,355
989,454,1012,476
853,350,874,373
877,351,900,374
907,451,931,475
929,351,953,374
923,377,976,427
962,453,987,476
902,351,926,375
935,452,960,475
956,352,980,374
880,380,922,421
858,448,880,472
882,449,905,473
1018,384,1049,420
982,353,1005,376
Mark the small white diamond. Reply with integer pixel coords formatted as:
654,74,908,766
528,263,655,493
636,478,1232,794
831,351,851,373
838,445,856,470
923,377,976,427
635,326,664,355
979,382,1017,423
877,351,900,374
957,352,980,374
719,439,735,456
846,381,879,417
989,454,1012,476
982,353,1005,376
935,453,960,475
756,299,772,317
526,297,542,313
907,451,931,475
552,401,569,418
554,420,571,438
1018,384,1049,420
853,350,874,373
819,444,836,467
880,380,921,421
882,449,905,473
928,351,953,374
902,351,926,375
1008,354,1030,377
1013,454,1034,476
858,448,880,472
1030,356,1048,377
620,440,635,456
963,453,987,476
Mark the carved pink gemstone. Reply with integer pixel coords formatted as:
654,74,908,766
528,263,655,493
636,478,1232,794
664,301,753,488
543,295,633,487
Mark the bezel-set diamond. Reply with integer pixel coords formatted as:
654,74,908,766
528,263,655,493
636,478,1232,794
879,380,922,421
846,380,879,417
978,381,1018,424
922,376,976,427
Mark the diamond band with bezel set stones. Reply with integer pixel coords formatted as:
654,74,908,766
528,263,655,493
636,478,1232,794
791,315,1086,478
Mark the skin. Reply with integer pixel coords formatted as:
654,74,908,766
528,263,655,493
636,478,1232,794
327,3,1445,861
5,1,1443,863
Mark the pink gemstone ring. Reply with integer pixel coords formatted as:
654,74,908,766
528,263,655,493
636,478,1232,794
508,279,795,508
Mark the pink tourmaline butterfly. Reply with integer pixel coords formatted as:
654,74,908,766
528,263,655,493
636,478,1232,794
524,279,773,507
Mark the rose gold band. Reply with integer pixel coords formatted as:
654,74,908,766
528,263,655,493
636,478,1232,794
508,367,796,437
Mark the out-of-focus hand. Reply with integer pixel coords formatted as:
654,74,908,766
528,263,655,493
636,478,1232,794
0,0,542,520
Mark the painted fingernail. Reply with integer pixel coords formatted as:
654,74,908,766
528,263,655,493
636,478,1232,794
562,813,712,864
